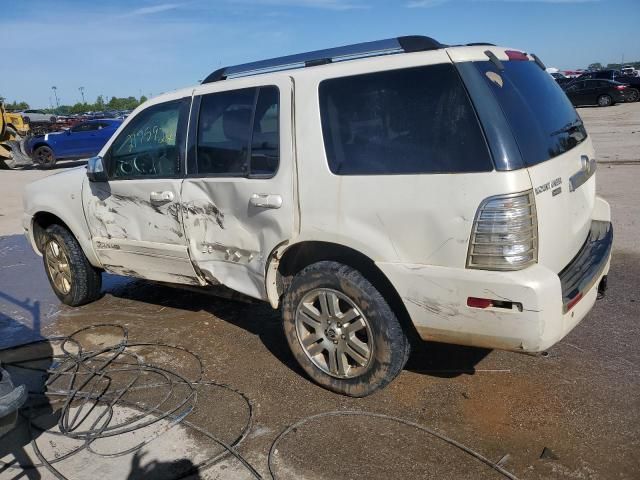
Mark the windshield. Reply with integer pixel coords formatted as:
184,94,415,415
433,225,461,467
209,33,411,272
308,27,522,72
474,60,587,167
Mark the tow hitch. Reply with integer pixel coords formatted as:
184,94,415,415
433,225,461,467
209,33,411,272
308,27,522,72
597,275,608,299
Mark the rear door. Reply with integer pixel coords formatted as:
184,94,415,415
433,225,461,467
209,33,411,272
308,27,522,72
82,97,202,285
181,78,294,299
583,80,600,104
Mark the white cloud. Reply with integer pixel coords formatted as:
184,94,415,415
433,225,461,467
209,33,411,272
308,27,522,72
228,0,367,10
406,0,449,7
125,3,183,16
407,0,599,6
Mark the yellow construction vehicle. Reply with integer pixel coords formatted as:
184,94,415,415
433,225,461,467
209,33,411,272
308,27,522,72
1,102,32,169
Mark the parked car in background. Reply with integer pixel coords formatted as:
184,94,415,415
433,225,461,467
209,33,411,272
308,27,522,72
19,109,56,124
577,70,640,102
551,72,574,88
27,119,122,168
563,79,628,107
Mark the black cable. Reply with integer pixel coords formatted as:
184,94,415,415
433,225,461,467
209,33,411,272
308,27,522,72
1,324,519,480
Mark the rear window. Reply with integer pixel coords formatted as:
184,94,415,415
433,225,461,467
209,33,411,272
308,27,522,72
474,60,586,167
319,64,492,175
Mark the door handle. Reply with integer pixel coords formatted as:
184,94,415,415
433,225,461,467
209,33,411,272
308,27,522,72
150,191,174,203
250,193,282,209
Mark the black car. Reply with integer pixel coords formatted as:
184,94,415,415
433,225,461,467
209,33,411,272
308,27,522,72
576,69,640,102
563,79,628,107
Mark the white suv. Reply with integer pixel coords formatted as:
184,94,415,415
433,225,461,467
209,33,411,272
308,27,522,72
23,36,612,396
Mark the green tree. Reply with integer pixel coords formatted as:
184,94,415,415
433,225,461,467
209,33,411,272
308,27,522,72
588,62,603,71
95,95,105,111
3,100,30,110
139,95,148,104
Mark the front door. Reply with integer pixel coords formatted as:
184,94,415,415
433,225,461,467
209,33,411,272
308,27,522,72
181,79,295,299
82,97,202,285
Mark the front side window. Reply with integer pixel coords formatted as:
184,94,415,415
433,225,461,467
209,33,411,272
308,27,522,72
319,64,492,175
108,100,187,178
195,86,279,176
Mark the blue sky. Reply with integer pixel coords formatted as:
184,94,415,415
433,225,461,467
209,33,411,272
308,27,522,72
1,0,638,108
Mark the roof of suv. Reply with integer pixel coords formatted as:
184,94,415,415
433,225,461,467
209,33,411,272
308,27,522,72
201,35,505,84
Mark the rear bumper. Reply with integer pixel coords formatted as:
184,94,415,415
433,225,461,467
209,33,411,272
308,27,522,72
377,220,612,353
560,221,612,313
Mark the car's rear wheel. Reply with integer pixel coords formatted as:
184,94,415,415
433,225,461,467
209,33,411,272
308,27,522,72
42,224,102,306
282,261,410,397
33,145,56,169
626,88,639,103
597,94,613,107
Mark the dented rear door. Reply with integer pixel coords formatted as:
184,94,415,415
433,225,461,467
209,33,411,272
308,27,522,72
181,77,295,299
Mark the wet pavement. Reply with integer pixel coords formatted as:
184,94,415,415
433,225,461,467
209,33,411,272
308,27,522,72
1,166,640,479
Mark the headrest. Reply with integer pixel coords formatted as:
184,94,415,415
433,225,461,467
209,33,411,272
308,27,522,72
223,108,251,143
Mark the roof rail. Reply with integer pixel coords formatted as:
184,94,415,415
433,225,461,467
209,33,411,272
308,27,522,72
202,35,446,84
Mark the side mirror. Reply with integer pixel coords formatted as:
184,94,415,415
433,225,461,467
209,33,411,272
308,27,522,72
87,156,108,182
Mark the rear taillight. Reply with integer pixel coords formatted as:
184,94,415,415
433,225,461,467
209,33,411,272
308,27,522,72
615,85,627,90
467,190,538,271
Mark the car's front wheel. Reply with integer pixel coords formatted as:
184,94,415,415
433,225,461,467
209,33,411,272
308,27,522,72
33,145,56,169
282,261,410,397
597,94,613,107
42,224,102,306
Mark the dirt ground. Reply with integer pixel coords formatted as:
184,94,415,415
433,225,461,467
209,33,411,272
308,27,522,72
0,103,638,479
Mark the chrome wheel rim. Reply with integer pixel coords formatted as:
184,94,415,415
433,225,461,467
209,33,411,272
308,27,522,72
45,239,72,295
598,96,610,106
294,288,373,378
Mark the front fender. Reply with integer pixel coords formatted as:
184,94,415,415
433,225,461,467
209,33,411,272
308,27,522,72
23,167,101,267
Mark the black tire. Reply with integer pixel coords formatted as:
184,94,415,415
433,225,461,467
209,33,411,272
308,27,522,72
42,224,102,306
626,88,639,103
282,261,410,397
49,116,56,123
22,116,30,124
33,145,56,169
597,94,612,107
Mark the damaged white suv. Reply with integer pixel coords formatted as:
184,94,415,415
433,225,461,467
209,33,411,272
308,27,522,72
23,36,612,396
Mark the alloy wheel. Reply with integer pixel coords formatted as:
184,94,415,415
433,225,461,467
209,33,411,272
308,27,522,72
45,239,72,295
294,288,373,378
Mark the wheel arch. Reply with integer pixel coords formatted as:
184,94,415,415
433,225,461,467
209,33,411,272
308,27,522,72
31,211,74,254
266,241,419,342
30,210,100,269
31,141,51,154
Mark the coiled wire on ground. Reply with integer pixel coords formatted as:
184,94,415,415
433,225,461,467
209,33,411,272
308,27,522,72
1,323,519,480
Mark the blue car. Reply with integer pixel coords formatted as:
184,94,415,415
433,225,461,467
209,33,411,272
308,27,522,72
28,119,122,168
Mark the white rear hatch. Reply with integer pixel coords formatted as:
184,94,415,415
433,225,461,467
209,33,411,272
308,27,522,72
462,50,595,272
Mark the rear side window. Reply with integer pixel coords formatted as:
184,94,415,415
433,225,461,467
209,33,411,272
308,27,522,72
319,64,492,175
474,60,587,167
195,86,279,177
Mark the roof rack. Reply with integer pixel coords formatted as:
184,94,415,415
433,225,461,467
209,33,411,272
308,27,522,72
202,35,446,84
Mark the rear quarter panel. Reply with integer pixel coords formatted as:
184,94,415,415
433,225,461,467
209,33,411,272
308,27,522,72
292,51,533,266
